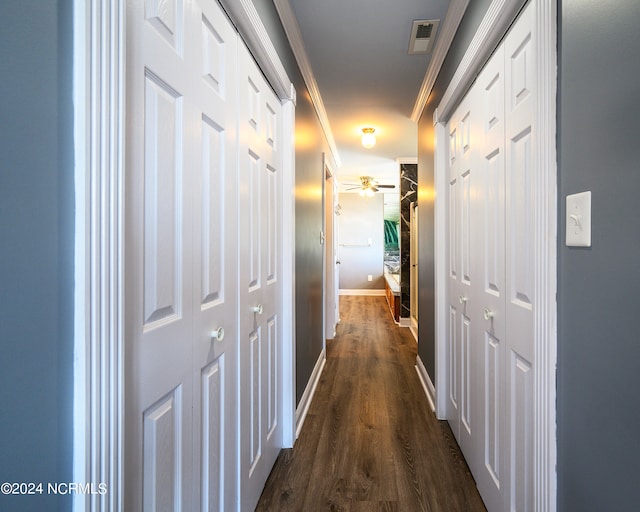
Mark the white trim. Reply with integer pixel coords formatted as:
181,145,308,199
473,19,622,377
73,1,125,510
281,99,297,448
399,317,412,328
220,0,295,103
295,349,327,438
272,0,341,167
339,289,386,297
409,318,418,342
411,0,470,122
415,357,436,413
432,1,557,509
533,1,558,510
435,0,527,125
434,121,448,420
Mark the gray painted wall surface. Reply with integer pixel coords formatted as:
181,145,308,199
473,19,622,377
251,0,335,404
338,193,385,290
417,0,493,379
0,1,74,511
557,1,640,509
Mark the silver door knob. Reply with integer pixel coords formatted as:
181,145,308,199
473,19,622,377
484,309,494,320
210,327,225,341
459,296,468,304
252,304,263,315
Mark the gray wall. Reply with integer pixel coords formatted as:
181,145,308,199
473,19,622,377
417,0,493,379
557,1,640,509
250,0,335,404
338,193,385,290
0,1,74,511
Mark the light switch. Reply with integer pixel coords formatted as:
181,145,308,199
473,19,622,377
566,191,591,247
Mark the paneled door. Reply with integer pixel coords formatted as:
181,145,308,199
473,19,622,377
445,3,536,511
475,41,507,512
125,0,239,510
447,87,482,479
237,41,284,512
503,3,536,509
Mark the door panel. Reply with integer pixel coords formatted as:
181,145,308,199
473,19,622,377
143,388,182,512
127,1,238,511
191,2,239,510
505,4,535,510
238,40,283,512
476,41,506,512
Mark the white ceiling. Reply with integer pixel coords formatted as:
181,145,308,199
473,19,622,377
285,0,452,202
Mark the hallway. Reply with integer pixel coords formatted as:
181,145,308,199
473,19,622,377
256,295,486,511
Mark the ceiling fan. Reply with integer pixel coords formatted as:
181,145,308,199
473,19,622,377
344,176,396,196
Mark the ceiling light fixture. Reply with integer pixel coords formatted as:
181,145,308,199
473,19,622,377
361,128,376,149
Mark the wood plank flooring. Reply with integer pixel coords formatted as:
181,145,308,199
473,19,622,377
256,295,486,512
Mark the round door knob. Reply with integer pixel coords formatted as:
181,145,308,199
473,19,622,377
459,296,468,304
252,304,263,315
210,327,225,341
484,309,494,320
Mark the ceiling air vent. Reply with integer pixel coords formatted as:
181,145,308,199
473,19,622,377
408,19,440,55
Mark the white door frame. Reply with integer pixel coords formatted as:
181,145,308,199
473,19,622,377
433,0,557,510
73,1,296,510
323,153,338,341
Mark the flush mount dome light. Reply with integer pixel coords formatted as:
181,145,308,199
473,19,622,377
361,127,376,148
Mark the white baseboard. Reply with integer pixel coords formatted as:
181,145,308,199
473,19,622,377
415,356,436,413
339,289,385,296
295,348,326,438
409,325,418,342
399,317,411,327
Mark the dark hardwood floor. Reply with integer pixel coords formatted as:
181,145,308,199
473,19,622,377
256,295,486,512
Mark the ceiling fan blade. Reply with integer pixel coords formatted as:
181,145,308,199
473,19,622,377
345,186,361,190
376,184,396,188
371,186,379,192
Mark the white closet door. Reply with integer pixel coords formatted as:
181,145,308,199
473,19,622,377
504,3,535,510
447,87,483,478
445,4,537,511
476,42,507,512
190,2,239,510
237,41,284,512
125,1,238,510
447,104,462,439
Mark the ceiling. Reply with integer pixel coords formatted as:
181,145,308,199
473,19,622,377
277,0,454,218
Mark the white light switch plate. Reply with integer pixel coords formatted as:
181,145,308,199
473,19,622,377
566,191,591,247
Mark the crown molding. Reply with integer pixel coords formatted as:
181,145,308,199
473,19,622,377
273,0,342,168
220,0,294,102
411,0,470,122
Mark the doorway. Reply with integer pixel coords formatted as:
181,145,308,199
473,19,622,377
324,155,339,340
410,202,419,339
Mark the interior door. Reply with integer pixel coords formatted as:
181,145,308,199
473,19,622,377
237,40,284,512
476,41,507,512
450,88,482,478
503,3,535,509
125,1,238,510
190,2,239,510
